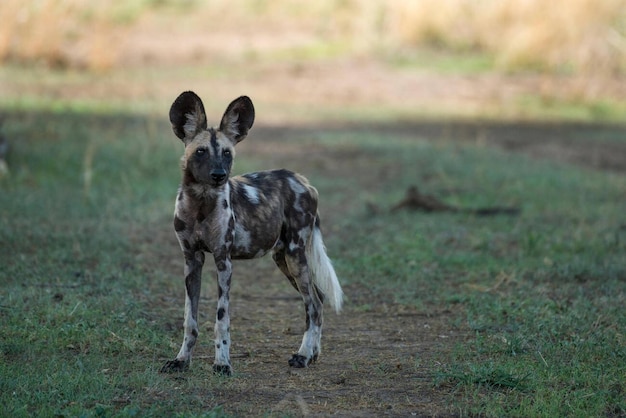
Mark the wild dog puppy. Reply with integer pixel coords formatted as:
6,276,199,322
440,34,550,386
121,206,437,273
160,91,343,376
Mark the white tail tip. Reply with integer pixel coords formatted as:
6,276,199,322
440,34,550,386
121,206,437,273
308,227,343,313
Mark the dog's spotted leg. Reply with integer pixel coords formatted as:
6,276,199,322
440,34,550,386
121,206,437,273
272,246,300,293
213,253,233,375
212,215,235,376
161,250,204,372
285,247,324,368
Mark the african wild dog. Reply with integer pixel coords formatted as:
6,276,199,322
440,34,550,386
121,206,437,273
160,91,343,376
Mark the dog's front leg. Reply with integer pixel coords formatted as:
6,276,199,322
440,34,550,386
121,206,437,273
161,250,205,372
213,252,233,375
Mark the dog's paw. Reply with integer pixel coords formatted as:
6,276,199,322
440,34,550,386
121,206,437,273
212,363,233,376
288,354,312,368
160,359,189,373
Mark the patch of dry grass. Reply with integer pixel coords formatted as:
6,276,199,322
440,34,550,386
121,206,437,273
388,0,626,76
1,0,624,77
0,0,128,70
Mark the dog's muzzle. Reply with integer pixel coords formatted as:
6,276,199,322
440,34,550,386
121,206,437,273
210,169,227,186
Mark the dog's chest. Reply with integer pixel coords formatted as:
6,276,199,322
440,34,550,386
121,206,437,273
185,205,280,259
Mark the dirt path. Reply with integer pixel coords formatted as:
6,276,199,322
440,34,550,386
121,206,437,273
223,275,465,417
155,254,466,417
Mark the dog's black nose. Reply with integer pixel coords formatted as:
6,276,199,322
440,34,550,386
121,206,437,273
210,170,227,184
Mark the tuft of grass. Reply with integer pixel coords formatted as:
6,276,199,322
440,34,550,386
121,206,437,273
435,363,530,391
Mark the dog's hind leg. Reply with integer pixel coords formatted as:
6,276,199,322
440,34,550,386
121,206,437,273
273,245,300,293
281,233,324,368
274,245,325,309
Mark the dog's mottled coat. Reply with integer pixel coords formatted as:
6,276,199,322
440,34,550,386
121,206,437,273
160,91,343,376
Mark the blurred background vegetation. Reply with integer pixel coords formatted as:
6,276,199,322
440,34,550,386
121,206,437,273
0,0,624,121
2,0,625,75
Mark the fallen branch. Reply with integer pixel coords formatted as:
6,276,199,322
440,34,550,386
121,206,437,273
390,186,520,216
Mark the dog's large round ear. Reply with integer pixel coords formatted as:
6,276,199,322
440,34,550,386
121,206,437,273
219,96,255,144
169,91,208,142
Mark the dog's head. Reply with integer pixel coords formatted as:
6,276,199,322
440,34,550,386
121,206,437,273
170,91,255,188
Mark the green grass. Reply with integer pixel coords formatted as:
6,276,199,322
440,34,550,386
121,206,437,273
386,47,496,75
512,94,626,123
0,112,227,417
322,132,625,416
1,110,625,416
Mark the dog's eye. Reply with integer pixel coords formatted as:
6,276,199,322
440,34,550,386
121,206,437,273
195,148,206,156
223,149,232,157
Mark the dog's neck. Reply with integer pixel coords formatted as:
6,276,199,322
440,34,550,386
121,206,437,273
184,185,229,215
187,182,226,201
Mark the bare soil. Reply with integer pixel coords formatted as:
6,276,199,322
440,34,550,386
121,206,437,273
207,271,462,417
153,241,467,417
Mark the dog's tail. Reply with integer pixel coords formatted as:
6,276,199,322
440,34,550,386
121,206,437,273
307,219,343,313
